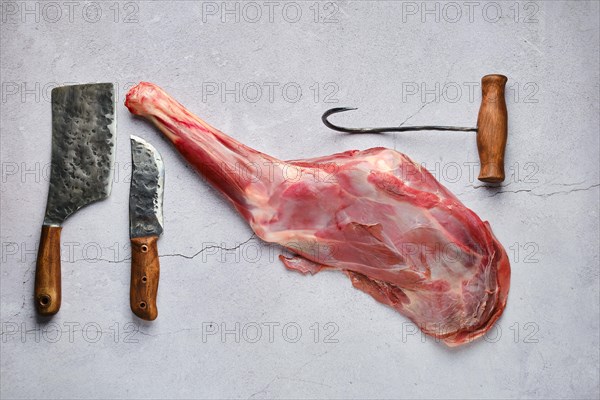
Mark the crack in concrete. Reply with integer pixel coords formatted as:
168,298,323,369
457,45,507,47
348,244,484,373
455,182,599,198
398,100,434,127
160,234,257,260
98,234,257,264
488,183,599,198
546,180,587,187
394,62,457,151
14,266,33,317
248,351,330,399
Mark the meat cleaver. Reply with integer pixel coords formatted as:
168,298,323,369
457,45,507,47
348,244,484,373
129,135,164,321
35,83,116,315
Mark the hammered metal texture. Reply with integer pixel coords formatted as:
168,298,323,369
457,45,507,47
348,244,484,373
43,83,116,225
129,135,164,238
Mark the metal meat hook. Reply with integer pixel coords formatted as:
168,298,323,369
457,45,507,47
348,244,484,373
321,107,478,134
320,74,509,184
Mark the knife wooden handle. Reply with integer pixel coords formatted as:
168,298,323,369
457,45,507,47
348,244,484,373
130,236,160,321
35,225,62,315
476,74,508,183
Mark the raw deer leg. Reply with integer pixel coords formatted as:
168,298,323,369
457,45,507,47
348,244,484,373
126,82,510,347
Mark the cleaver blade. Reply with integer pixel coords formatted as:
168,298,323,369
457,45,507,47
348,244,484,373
35,83,116,315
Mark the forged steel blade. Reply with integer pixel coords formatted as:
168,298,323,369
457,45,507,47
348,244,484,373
129,135,164,238
43,83,116,226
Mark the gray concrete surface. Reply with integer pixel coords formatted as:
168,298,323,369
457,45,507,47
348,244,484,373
1,1,599,399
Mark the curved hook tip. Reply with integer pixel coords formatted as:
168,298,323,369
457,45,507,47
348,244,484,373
322,107,358,132
324,107,357,115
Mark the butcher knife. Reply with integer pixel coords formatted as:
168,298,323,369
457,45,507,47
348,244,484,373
35,83,116,315
129,135,164,321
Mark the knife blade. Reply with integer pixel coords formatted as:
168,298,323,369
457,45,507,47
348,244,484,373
35,83,116,315
129,135,164,321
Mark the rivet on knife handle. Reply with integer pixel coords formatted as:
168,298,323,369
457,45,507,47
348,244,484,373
130,236,160,320
129,135,164,321
35,225,62,315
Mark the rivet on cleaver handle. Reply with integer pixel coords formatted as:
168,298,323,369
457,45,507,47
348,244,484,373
35,83,116,315
129,135,164,321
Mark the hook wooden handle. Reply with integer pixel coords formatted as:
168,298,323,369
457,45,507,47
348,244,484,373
130,236,160,321
477,74,508,183
34,225,62,315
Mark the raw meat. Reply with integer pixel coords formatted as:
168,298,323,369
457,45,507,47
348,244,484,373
125,82,510,347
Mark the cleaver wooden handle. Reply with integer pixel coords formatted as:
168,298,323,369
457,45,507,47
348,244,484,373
130,236,160,321
35,225,62,315
476,74,508,183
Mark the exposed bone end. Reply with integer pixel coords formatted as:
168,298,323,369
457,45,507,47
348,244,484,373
125,82,164,117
